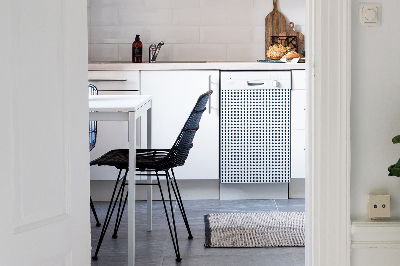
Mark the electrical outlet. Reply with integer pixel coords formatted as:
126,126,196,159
368,194,391,219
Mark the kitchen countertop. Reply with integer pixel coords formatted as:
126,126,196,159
89,62,307,71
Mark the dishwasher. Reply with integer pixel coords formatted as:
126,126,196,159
220,71,291,183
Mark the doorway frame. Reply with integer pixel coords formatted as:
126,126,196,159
306,0,351,265
84,0,353,264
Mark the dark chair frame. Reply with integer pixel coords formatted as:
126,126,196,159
90,90,213,262
89,84,101,227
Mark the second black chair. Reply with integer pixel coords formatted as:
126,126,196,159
91,90,213,262
89,84,101,228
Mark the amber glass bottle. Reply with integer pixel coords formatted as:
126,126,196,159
132,35,142,63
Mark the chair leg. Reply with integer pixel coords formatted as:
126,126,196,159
165,171,181,261
92,169,128,261
112,179,128,239
156,171,182,262
90,196,101,227
168,169,193,239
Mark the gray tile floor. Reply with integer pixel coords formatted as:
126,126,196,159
91,199,305,266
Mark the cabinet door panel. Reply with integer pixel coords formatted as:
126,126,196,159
141,70,219,180
291,70,306,90
291,129,305,179
88,71,140,91
291,90,306,130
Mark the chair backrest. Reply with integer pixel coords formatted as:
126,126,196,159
89,84,98,151
163,90,213,169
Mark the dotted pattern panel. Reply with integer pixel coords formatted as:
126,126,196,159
220,88,290,183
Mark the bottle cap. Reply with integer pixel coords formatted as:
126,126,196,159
135,35,140,42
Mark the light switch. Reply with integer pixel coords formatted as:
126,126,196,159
359,3,381,26
364,9,376,21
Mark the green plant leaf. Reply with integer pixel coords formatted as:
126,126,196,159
388,158,400,177
392,135,400,144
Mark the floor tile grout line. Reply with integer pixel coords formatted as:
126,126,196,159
273,199,279,211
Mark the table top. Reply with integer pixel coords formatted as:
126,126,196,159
89,95,152,112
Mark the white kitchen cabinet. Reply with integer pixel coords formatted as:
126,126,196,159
291,90,306,130
88,71,140,180
88,71,140,91
291,70,306,90
291,129,306,179
291,70,306,179
141,70,219,180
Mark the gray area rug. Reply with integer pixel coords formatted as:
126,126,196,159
204,212,305,248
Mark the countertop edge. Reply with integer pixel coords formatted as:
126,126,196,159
88,62,306,71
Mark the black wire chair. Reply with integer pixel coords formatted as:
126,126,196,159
89,84,101,227
90,90,213,262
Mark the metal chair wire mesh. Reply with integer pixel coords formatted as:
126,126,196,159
89,84,98,151
89,84,101,227
90,90,213,262
90,90,212,171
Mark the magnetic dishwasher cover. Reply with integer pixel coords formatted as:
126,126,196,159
220,71,291,183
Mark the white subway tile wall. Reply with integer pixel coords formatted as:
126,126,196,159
147,26,199,44
91,26,146,43
91,44,119,61
146,0,199,9
119,8,173,26
88,0,305,62
173,44,226,61
91,7,119,26
227,43,264,62
173,8,227,26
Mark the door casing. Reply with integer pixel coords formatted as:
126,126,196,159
306,0,351,265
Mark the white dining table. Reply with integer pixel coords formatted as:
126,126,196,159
89,94,152,266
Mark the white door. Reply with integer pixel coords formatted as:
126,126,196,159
0,0,90,265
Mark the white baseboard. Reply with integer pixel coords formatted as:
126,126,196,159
289,178,305,198
220,183,288,200
351,220,400,266
91,179,306,201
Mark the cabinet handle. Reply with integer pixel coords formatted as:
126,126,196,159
88,79,127,82
247,81,264,86
208,75,212,114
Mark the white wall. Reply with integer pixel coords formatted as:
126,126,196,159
351,1,400,264
351,0,400,220
87,0,305,62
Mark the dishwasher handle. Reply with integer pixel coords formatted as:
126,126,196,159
88,79,127,82
247,81,265,86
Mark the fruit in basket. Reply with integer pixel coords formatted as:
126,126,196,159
281,51,304,59
267,44,292,60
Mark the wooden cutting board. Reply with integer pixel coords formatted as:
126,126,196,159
280,22,304,52
265,0,286,59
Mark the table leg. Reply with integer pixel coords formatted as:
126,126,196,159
128,112,136,266
147,105,152,232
